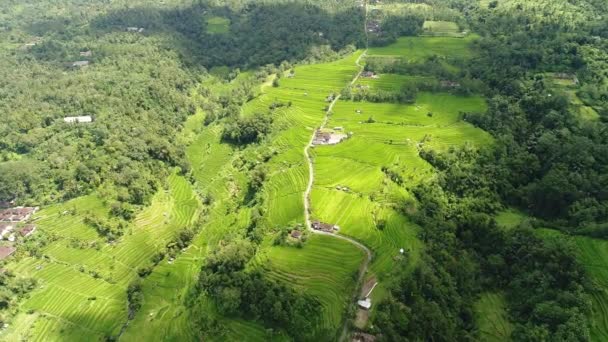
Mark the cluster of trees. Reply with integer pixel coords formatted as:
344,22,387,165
376,146,592,340
376,0,608,340
197,237,322,340
0,5,197,209
0,270,37,326
369,14,425,47
221,114,273,145
95,1,366,68
462,5,608,229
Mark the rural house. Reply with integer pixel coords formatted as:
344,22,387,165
64,115,93,124
361,71,379,79
0,223,14,239
80,50,92,57
352,332,376,342
0,207,39,222
290,230,302,239
71,61,90,68
440,80,461,88
311,220,339,233
0,246,16,260
357,297,372,310
19,224,36,238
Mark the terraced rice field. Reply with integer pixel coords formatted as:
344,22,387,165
573,237,608,341
422,20,464,37
309,93,489,276
123,54,367,340
474,292,513,341
3,173,201,341
261,234,365,338
368,35,476,61
355,74,437,91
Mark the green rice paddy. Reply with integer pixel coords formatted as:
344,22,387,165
368,36,477,61
422,21,464,37
5,29,494,340
3,172,201,341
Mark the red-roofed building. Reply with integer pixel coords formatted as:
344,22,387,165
19,224,36,238
0,246,16,260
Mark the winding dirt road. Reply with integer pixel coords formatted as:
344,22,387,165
303,50,371,341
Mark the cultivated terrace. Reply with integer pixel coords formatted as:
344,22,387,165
0,0,607,341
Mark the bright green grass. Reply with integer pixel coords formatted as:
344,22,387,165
356,74,437,91
367,36,476,61
422,21,464,37
206,16,230,34
260,234,364,338
474,292,513,341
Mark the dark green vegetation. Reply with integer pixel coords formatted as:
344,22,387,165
1,0,608,341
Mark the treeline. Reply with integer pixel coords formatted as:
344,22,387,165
94,1,366,68
463,6,608,229
376,147,591,341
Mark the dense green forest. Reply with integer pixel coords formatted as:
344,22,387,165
1,0,608,341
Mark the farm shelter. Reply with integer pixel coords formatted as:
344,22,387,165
64,115,93,124
0,246,16,260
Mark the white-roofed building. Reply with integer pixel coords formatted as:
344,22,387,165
63,116,93,124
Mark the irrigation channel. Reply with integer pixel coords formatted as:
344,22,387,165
303,46,372,341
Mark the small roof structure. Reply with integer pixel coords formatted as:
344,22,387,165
79,50,92,57
357,297,372,310
19,224,36,238
0,207,38,222
0,246,16,260
71,60,90,68
64,116,93,124
290,230,302,239
352,332,376,342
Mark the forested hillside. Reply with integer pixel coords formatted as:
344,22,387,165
0,0,607,341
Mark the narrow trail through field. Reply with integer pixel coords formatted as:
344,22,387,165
303,28,371,342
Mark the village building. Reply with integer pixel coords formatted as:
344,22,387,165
19,224,36,238
367,20,381,33
352,332,376,342
127,27,145,33
0,246,16,260
357,297,372,310
361,71,379,79
290,230,302,239
312,129,348,146
0,200,15,209
311,220,339,233
0,207,38,222
80,50,92,57
553,72,579,85
71,60,90,68
63,115,93,124
325,94,335,102
0,223,14,239
440,80,461,88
